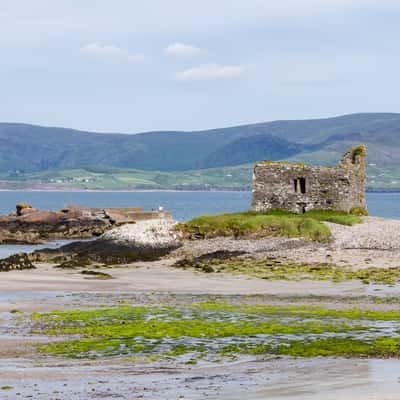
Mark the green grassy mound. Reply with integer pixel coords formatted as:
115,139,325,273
177,210,362,242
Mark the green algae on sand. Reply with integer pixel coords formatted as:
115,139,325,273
175,256,400,285
274,337,400,358
32,302,399,360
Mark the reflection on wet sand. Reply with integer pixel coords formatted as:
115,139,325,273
249,359,400,400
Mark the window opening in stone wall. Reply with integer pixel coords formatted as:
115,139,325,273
299,178,306,194
294,178,306,193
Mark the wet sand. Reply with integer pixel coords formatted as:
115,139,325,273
1,261,399,299
2,356,400,400
2,258,400,399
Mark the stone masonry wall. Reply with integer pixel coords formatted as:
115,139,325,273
252,145,367,214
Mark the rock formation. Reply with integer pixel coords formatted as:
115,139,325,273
31,218,182,267
0,204,171,244
0,253,35,272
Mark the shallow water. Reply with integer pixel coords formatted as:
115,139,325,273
0,239,86,259
0,190,251,221
1,291,400,399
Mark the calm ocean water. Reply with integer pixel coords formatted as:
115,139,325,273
0,190,399,221
0,190,398,259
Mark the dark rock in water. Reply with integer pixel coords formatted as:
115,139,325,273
0,253,35,272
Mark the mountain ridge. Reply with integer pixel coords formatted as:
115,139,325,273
1,113,400,172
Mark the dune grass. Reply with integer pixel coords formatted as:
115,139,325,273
177,209,362,242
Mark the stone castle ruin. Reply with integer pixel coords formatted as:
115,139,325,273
252,145,367,214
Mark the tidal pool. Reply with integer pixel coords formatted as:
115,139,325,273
2,292,400,399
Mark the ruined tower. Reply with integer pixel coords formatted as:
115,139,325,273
251,145,367,214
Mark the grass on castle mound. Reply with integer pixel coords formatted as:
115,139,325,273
177,210,362,242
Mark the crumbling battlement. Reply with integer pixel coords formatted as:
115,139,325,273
252,145,367,214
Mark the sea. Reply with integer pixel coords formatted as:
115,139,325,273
0,190,399,258
1,190,399,221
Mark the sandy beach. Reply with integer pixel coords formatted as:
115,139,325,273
1,276,400,399
2,216,400,399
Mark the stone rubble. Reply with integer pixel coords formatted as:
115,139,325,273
102,218,182,250
328,216,400,251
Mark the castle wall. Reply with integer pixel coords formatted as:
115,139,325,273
251,146,366,213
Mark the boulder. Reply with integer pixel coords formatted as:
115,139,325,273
16,203,33,216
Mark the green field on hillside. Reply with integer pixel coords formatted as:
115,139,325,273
0,165,253,190
0,164,399,191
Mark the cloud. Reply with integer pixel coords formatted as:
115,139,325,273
164,42,203,57
80,43,144,63
176,64,246,81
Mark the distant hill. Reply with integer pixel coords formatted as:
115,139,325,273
2,113,400,173
200,134,315,168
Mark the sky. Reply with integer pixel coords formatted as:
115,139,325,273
1,0,400,133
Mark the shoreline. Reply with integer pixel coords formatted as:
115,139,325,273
0,261,386,296
2,217,400,399
0,188,399,193
0,188,251,193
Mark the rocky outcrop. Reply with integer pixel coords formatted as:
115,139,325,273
0,210,110,244
0,204,171,244
102,219,182,250
32,218,182,267
0,253,35,272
